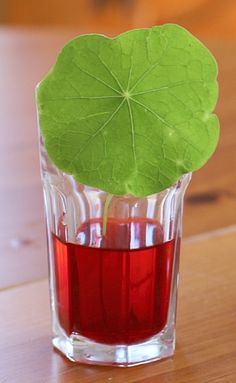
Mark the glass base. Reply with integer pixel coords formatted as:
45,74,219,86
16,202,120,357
52,329,175,367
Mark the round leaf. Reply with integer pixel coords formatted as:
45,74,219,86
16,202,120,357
37,24,219,197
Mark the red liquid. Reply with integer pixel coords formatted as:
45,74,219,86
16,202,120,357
52,218,176,345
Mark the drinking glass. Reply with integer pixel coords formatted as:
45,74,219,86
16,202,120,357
39,134,191,367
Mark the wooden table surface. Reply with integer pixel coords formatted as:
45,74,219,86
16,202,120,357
1,28,236,382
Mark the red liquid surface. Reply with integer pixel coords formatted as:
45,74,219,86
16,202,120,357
53,218,175,345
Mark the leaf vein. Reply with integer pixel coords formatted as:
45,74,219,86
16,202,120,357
67,98,126,168
132,80,205,96
126,98,137,167
137,171,156,183
97,54,124,92
130,97,203,155
72,60,122,95
43,95,123,101
130,37,169,92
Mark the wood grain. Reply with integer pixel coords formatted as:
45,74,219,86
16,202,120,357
0,29,235,289
1,231,236,382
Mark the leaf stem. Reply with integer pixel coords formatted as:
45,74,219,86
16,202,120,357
102,193,113,238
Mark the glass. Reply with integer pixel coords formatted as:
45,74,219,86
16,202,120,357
39,135,191,367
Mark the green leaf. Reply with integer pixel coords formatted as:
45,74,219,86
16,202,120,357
36,24,219,197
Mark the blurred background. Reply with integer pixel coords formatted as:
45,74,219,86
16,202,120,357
1,0,236,288
1,0,236,39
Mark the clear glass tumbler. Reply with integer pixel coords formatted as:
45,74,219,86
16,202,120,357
39,135,191,367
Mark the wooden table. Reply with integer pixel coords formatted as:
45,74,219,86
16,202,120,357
1,28,236,382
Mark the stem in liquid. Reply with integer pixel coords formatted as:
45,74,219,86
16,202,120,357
102,193,113,237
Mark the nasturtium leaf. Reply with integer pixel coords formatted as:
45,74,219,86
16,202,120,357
36,24,219,197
